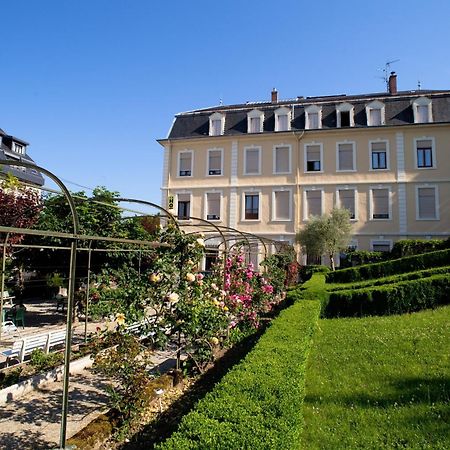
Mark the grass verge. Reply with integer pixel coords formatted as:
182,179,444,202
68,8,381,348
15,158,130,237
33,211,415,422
302,305,450,449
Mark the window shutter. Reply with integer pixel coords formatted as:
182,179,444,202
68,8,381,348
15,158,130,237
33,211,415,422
250,117,261,133
209,150,222,174
338,143,354,170
179,153,192,175
339,190,355,218
275,146,290,173
416,139,432,150
371,142,386,152
308,112,319,129
306,190,321,217
418,188,436,218
370,108,382,126
207,193,220,220
278,114,288,131
274,191,290,220
417,105,429,123
372,189,389,218
246,149,260,173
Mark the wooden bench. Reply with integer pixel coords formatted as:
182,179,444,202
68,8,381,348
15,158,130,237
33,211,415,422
1,328,67,366
1,290,15,307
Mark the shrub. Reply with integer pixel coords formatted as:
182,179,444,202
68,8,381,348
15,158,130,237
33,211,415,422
339,249,385,268
390,239,447,259
298,265,330,283
327,265,450,292
327,249,450,283
325,273,450,318
156,300,321,450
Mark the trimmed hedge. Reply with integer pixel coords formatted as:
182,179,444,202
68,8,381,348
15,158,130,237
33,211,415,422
325,273,450,318
156,300,321,450
390,238,448,258
327,248,450,283
327,265,450,292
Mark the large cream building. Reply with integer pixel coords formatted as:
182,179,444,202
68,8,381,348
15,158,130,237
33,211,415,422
158,74,450,265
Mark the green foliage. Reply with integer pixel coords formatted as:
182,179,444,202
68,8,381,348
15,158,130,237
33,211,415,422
298,264,330,283
302,305,450,449
339,249,385,268
91,329,153,438
327,265,450,292
286,273,330,312
0,367,23,389
327,248,450,283
296,208,352,270
325,273,450,317
390,238,448,258
156,300,321,450
29,348,64,372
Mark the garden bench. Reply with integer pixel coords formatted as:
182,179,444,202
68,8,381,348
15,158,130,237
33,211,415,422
1,290,15,307
1,328,67,366
126,318,158,341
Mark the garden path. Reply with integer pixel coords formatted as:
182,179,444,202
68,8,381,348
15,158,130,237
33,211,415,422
0,349,175,449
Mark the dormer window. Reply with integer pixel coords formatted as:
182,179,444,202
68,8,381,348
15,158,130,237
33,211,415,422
412,97,433,123
336,102,354,127
247,109,264,133
209,112,225,136
274,107,291,132
13,142,25,155
366,100,385,126
305,105,322,130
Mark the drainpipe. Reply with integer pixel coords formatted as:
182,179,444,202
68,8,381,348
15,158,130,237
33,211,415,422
293,123,305,262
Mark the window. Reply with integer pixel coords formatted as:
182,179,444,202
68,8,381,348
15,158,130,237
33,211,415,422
337,189,356,219
305,105,322,130
244,147,261,175
13,142,25,154
416,186,438,220
177,194,190,220
247,109,264,133
371,188,390,219
370,141,388,170
415,138,435,168
371,241,391,252
275,107,291,132
273,190,291,221
337,142,355,171
244,193,259,220
273,145,291,174
304,189,322,219
336,102,354,128
305,143,322,172
206,192,221,221
178,151,192,177
412,97,433,123
366,100,385,126
209,112,225,136
208,149,223,175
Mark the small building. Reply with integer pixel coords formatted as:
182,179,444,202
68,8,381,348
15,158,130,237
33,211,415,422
0,128,44,187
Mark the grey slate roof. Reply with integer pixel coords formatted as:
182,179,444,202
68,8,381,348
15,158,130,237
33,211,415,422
165,90,450,140
0,131,45,186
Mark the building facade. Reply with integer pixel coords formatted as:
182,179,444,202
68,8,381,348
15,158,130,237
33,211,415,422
0,128,44,187
159,75,450,265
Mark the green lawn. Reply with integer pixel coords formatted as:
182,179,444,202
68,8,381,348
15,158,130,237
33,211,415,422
302,305,450,449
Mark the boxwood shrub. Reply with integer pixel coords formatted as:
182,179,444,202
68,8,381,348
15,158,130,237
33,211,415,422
327,265,450,292
325,273,450,318
390,238,448,259
327,248,450,283
156,300,321,450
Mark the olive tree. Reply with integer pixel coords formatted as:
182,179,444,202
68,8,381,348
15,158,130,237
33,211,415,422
296,208,352,270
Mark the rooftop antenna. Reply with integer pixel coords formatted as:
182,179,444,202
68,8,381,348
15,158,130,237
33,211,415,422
382,59,400,91
377,59,400,91
219,94,223,106
417,80,421,91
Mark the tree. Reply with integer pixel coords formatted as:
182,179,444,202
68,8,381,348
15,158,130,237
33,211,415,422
296,208,352,270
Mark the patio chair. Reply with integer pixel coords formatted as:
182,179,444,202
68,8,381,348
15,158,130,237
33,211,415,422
14,307,25,328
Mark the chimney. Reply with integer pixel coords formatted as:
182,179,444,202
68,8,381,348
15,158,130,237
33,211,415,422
388,72,397,95
271,88,278,103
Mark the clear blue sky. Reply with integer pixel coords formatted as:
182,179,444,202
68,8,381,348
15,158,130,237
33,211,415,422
1,0,449,206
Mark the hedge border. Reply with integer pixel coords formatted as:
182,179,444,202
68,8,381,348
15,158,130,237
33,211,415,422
156,300,321,450
327,248,450,283
325,273,450,318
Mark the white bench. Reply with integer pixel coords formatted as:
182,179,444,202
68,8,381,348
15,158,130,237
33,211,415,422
1,290,15,307
1,328,67,366
126,317,159,341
